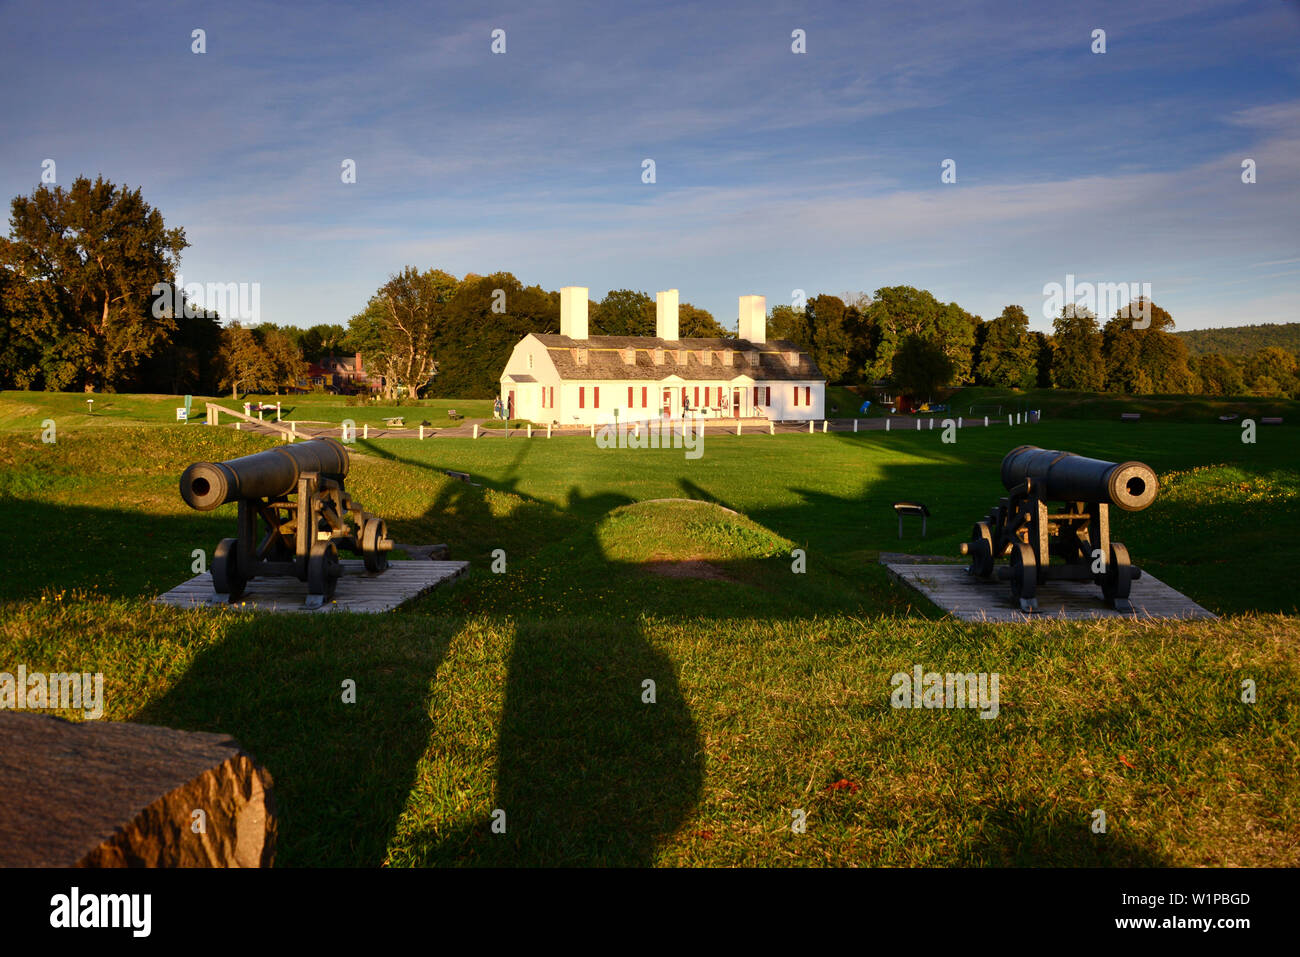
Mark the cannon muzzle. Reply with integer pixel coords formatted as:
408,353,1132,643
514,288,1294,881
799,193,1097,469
1000,445,1157,511
180,438,350,511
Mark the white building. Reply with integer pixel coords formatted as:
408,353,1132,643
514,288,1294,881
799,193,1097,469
498,289,826,425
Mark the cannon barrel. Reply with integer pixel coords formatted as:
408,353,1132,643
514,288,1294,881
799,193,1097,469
179,438,350,511
1000,445,1157,511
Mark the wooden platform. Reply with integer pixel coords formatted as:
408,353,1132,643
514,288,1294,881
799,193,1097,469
883,562,1217,622
155,559,469,613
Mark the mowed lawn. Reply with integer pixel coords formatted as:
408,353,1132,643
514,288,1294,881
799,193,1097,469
0,414,1297,866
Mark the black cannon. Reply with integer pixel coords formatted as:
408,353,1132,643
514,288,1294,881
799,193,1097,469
960,445,1158,612
180,438,393,606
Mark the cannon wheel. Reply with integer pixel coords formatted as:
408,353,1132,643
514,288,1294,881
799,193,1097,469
362,517,389,573
212,537,247,601
1009,542,1038,612
1101,541,1133,611
968,522,994,578
307,540,341,603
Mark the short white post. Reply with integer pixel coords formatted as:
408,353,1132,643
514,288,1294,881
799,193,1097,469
916,419,920,430
853,419,858,432
1008,414,1013,427
547,423,552,438
808,420,814,434
527,423,532,438
363,423,369,439
419,425,425,440
700,422,705,438
236,422,241,431
736,421,741,436
276,401,281,421
769,422,774,435
984,416,988,427
590,423,595,438
958,416,962,428
822,420,828,433
473,424,479,439
886,418,891,431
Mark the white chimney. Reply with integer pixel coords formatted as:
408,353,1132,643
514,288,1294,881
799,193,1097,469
738,295,766,344
656,289,679,341
560,286,588,340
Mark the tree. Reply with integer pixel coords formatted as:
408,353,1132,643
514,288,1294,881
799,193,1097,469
678,303,729,338
262,328,307,394
427,272,558,397
1050,307,1105,391
217,323,275,397
592,289,654,336
1244,346,1298,396
860,286,977,385
976,305,1037,388
0,176,187,391
801,294,853,383
350,267,457,399
1193,354,1246,396
891,335,953,399
1102,300,1194,394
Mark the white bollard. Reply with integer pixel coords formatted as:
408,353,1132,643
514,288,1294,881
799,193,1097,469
590,423,595,438
822,420,828,433
736,422,741,436
916,419,921,430
958,416,963,428
1008,414,1013,427
809,420,814,434
474,424,479,439
527,423,532,438
363,423,369,439
854,419,858,432
419,425,424,440
547,423,552,438
769,422,774,435
236,422,241,431
929,418,934,430
984,416,988,427
276,401,281,421
886,418,890,431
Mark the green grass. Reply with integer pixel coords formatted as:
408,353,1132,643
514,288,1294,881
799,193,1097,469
0,389,494,432
0,406,1297,866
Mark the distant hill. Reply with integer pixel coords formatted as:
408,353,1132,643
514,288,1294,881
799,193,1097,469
1176,322,1300,356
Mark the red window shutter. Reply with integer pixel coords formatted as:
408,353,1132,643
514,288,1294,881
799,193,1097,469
793,387,799,407
628,386,633,406
594,387,600,407
694,386,699,407
753,386,758,406
579,387,585,409
805,386,811,406
681,387,687,406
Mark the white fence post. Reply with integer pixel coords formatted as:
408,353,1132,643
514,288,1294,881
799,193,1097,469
363,423,369,440
419,425,424,440
527,423,532,438
547,423,552,438
853,419,858,432
474,424,479,439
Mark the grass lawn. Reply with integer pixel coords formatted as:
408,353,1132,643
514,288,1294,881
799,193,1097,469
0,401,1296,866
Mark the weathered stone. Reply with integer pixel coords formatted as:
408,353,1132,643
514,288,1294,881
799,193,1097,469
0,712,276,867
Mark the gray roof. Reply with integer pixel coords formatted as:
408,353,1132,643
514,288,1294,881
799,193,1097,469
529,334,823,382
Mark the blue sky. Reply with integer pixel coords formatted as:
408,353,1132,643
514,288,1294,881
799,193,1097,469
1,0,1297,333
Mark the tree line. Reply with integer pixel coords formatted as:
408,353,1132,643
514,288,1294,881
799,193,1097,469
2,176,1295,400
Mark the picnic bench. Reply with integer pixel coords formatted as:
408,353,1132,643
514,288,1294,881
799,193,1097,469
383,416,405,428
1120,412,1141,421
893,501,931,538
447,409,462,421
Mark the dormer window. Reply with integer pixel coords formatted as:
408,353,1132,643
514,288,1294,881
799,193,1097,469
677,349,687,364
786,350,799,366
721,349,733,366
654,348,664,365
621,348,635,364
575,347,588,365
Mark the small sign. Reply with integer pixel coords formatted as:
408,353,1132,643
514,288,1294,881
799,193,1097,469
176,408,188,421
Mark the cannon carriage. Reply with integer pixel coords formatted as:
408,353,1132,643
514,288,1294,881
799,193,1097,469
961,445,1158,613
179,438,393,606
